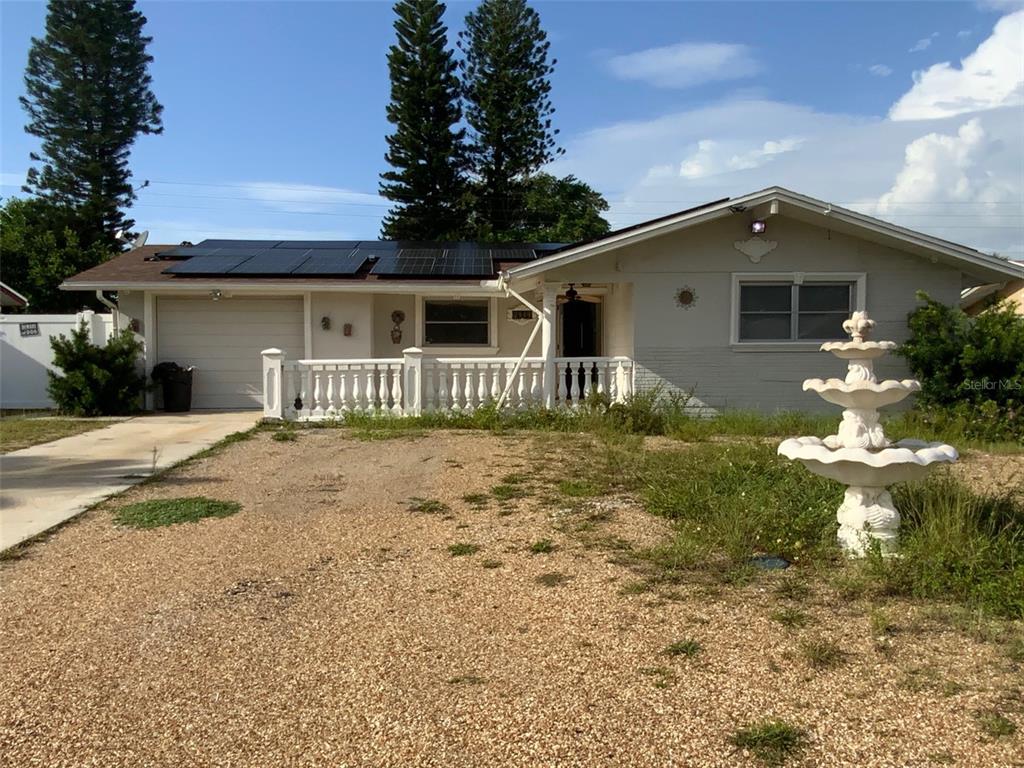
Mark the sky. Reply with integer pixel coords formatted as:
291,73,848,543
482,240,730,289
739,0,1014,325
1,0,1022,256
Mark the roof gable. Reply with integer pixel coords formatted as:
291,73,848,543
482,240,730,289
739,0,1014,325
504,187,1024,284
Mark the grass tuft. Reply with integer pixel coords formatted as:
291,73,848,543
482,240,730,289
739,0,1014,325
409,497,451,515
799,637,847,670
491,483,529,501
771,608,810,629
974,710,1017,739
529,538,557,554
448,542,479,557
480,559,503,569
535,572,570,587
730,720,808,766
663,639,702,658
113,497,241,529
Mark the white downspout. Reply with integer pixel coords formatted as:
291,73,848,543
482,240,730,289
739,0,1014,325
95,290,119,333
496,275,544,409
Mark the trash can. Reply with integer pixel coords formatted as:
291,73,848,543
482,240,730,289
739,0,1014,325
152,362,195,413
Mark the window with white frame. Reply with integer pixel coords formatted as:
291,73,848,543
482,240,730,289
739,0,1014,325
423,299,490,345
738,281,853,342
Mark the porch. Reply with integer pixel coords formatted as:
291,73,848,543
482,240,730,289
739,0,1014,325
261,350,635,420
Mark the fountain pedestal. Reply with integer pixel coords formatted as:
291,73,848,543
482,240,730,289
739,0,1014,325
777,311,957,556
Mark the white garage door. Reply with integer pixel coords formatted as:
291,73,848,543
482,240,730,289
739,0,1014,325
156,297,305,409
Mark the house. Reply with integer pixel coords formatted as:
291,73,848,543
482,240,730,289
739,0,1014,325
1,281,29,310
959,260,1024,316
61,186,1024,416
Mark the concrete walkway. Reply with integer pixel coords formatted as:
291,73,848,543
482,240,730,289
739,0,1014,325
0,411,260,551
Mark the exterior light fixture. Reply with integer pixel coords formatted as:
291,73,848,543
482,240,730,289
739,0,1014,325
751,220,767,235
565,283,579,302
210,289,222,301
321,316,331,330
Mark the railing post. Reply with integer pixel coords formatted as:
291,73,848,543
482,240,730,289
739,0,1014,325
541,283,558,409
261,348,284,419
612,356,632,403
403,347,423,417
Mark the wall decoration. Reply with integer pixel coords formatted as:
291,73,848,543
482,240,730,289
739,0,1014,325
734,237,778,263
320,316,331,330
507,306,533,325
675,286,698,310
390,310,406,344
343,323,353,337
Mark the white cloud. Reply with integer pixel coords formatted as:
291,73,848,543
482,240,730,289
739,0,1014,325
606,42,760,89
909,32,939,53
957,29,973,38
677,137,804,179
869,64,893,77
868,118,1019,252
237,182,386,214
890,11,1024,120
0,171,26,188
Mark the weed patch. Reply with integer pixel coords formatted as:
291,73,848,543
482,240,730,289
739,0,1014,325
729,720,808,766
448,543,479,557
663,639,702,658
113,497,241,529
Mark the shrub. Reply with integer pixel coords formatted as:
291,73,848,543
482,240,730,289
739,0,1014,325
900,293,1023,441
47,323,147,416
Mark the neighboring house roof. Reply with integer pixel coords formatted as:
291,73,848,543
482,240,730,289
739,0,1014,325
505,186,1024,284
960,259,1024,310
0,281,29,308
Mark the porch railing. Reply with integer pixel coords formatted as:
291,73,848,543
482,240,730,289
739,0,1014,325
261,348,634,421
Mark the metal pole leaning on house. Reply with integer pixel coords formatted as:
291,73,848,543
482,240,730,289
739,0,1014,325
496,277,545,410
261,348,284,419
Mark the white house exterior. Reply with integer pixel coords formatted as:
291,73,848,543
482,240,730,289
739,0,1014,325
62,187,1024,415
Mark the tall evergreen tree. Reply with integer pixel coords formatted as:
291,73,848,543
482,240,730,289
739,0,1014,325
380,0,466,240
458,0,562,237
20,0,163,249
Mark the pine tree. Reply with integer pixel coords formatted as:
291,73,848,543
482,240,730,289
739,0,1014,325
459,0,562,237
380,0,466,240
20,0,163,249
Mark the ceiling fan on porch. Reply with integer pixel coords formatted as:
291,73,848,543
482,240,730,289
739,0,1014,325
556,284,600,304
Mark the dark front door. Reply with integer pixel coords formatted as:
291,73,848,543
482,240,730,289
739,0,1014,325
561,299,598,357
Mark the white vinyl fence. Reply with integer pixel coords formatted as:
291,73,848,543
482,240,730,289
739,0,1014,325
0,311,114,409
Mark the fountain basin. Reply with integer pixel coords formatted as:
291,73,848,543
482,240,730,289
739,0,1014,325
778,436,958,487
820,340,896,359
802,379,920,410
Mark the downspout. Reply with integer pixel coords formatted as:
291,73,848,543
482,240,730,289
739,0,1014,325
496,274,544,409
95,290,119,333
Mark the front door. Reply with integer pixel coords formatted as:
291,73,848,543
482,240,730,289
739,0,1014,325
560,299,598,357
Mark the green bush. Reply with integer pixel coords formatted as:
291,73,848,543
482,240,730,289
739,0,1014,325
47,322,146,416
900,293,1023,441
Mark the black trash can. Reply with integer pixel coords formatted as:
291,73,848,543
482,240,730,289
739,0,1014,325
152,362,195,412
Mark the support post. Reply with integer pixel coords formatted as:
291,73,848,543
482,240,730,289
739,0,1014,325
541,283,558,409
261,348,284,419
403,347,424,417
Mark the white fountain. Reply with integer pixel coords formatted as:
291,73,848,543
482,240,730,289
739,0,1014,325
778,311,958,556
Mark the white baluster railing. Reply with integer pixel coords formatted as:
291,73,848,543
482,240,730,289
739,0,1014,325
273,353,634,421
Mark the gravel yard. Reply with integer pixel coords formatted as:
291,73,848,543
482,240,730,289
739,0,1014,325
1,430,1021,767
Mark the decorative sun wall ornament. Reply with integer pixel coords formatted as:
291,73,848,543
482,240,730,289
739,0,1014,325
390,310,406,344
734,237,778,264
675,286,698,309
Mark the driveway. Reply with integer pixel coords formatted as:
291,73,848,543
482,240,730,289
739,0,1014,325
0,411,259,550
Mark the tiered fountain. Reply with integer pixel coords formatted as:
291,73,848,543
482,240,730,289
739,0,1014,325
778,311,958,556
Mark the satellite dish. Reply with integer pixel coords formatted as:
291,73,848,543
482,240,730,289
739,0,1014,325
131,231,149,250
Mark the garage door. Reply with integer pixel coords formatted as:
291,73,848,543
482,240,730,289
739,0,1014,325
156,297,305,409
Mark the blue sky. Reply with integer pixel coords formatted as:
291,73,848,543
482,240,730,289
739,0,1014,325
1,1,1021,255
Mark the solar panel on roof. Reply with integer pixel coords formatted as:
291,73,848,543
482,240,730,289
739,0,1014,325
227,249,312,275
291,251,369,276
163,254,254,274
490,247,535,260
370,251,493,277
276,240,360,250
195,239,281,249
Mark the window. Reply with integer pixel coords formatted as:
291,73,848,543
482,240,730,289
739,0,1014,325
738,281,852,342
423,299,490,345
